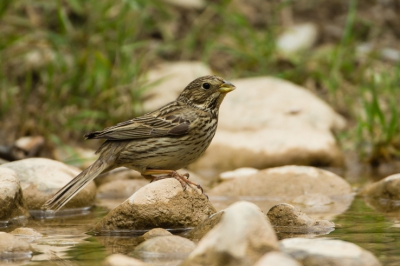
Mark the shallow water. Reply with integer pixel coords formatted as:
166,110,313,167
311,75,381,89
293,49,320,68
2,195,400,265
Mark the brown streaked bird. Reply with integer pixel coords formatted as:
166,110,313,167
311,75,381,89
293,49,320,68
43,75,235,212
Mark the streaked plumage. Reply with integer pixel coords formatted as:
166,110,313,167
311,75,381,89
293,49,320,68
43,75,235,211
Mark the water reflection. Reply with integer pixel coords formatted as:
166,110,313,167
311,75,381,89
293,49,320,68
1,195,400,265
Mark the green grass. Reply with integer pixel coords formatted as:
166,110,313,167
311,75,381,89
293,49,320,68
0,0,399,164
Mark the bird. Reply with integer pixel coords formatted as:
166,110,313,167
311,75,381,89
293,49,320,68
43,75,235,212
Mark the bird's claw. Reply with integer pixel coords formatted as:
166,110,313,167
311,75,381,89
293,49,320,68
148,171,207,198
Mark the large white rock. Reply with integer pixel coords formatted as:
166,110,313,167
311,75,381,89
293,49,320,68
2,158,96,210
209,166,353,218
210,166,351,198
181,201,278,266
281,238,381,266
189,76,346,178
93,178,214,233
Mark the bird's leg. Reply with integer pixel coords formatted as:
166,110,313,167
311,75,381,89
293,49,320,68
143,169,204,193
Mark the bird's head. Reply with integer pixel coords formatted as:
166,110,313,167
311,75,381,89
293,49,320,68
177,75,235,111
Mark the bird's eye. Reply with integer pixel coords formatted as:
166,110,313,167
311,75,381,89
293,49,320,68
202,83,211,90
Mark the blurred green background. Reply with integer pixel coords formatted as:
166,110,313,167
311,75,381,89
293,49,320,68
0,0,399,165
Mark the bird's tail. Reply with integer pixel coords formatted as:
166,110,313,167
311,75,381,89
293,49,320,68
42,159,110,212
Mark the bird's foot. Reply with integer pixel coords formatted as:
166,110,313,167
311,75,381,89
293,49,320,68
170,172,204,194
144,170,207,198
148,171,205,195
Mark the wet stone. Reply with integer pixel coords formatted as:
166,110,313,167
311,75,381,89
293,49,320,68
181,201,278,266
0,232,33,260
10,227,42,237
184,211,224,242
133,235,196,264
141,228,172,241
267,203,335,239
136,228,172,244
359,173,400,200
254,251,302,266
281,238,381,266
93,178,215,233
358,174,400,213
104,253,152,266
0,167,30,223
10,227,42,243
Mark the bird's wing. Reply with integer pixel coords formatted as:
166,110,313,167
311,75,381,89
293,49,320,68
84,105,193,140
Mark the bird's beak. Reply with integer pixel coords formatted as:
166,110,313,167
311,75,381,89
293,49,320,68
219,81,236,93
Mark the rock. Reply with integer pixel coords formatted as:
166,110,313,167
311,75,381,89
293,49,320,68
0,136,45,161
141,228,172,241
209,166,353,218
1,158,96,210
219,167,259,180
104,254,151,266
12,136,45,160
10,227,42,237
10,227,42,242
181,201,278,266
142,61,212,112
133,235,195,265
135,228,173,245
97,179,148,198
189,76,345,178
210,166,351,198
93,178,215,233
0,232,33,258
359,173,400,200
267,204,334,238
281,238,381,266
359,174,400,212
254,251,301,266
277,23,318,54
184,211,224,242
0,167,30,223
